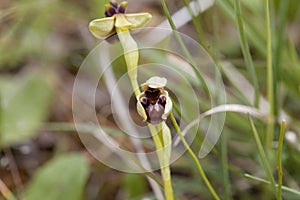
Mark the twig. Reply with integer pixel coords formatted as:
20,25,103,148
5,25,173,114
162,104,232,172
0,178,17,200
4,148,24,200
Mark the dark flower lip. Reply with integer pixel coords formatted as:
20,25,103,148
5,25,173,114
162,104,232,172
136,77,172,124
145,102,165,124
140,87,167,124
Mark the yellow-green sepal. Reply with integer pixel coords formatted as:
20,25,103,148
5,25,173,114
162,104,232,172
89,12,152,38
125,13,152,28
136,93,147,122
115,14,135,30
89,17,115,39
162,122,172,165
141,76,167,90
115,13,152,31
162,91,172,120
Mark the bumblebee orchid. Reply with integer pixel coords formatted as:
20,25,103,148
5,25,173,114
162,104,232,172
89,2,174,199
89,1,152,97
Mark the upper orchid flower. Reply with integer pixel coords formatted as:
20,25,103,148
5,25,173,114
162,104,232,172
89,0,152,39
88,1,152,97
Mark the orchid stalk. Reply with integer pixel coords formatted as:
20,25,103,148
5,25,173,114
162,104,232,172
149,122,173,199
137,77,174,200
88,1,174,199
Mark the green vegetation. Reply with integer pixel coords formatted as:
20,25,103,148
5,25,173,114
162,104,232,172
0,0,300,199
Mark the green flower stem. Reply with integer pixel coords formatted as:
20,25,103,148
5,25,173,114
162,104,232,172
116,27,141,97
161,166,173,200
277,120,286,200
170,113,220,200
116,25,174,200
149,123,174,200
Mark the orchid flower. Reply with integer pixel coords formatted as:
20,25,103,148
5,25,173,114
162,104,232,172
137,76,172,124
89,1,152,96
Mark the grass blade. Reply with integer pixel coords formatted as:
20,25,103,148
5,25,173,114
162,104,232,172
277,120,286,200
247,114,277,195
220,133,232,200
170,113,220,200
265,0,275,150
233,0,259,107
273,0,289,118
245,174,300,197
160,0,210,95
216,0,266,56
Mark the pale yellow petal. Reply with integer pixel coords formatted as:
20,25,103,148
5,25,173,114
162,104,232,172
162,91,172,120
125,13,152,28
89,17,115,39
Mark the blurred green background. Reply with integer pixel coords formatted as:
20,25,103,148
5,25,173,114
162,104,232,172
0,0,300,199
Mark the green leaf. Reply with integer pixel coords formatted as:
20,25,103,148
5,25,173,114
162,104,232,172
24,154,89,200
122,173,147,199
1,73,53,147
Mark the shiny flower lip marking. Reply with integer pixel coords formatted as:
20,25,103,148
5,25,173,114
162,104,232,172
137,76,173,124
89,1,152,39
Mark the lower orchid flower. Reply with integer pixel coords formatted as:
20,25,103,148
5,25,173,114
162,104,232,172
137,76,173,124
